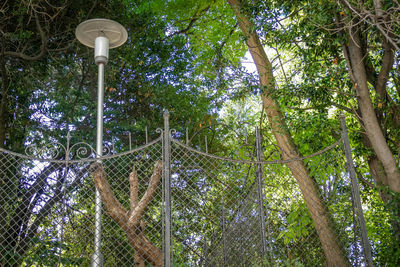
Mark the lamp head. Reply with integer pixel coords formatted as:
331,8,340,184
75,19,127,65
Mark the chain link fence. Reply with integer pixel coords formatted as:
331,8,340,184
0,114,371,266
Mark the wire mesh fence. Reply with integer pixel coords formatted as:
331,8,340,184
169,138,359,266
0,114,371,266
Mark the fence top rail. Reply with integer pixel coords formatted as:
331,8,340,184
170,137,343,165
0,137,162,164
0,129,342,165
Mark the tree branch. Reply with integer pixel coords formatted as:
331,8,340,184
166,4,211,38
91,161,163,266
376,39,394,99
90,163,128,225
129,161,162,226
356,169,376,189
4,12,47,61
17,165,88,258
338,0,400,51
129,165,139,210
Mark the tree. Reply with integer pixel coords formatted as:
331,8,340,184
90,161,163,266
226,1,348,265
1,1,104,264
1,1,216,265
3,0,399,264
248,0,400,262
337,0,400,244
0,0,104,151
145,0,399,263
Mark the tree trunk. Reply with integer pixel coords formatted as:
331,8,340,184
346,27,400,193
364,135,400,243
227,1,349,266
125,222,163,267
90,161,163,267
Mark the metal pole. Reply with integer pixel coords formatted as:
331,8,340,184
76,19,127,267
340,114,373,267
96,63,105,158
255,127,267,264
222,197,227,267
129,132,132,150
163,110,171,267
186,127,189,145
145,126,148,144
91,62,105,267
202,237,209,266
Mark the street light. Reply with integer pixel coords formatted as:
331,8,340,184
76,18,127,267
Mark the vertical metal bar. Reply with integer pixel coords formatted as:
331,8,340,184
161,129,166,263
96,63,105,160
91,62,105,267
163,110,171,267
352,194,359,267
128,132,132,150
255,127,267,265
340,114,373,267
202,237,208,267
205,136,208,153
145,126,148,144
186,127,189,145
222,197,227,267
58,132,72,266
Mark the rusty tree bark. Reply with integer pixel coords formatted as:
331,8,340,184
90,161,163,266
227,0,349,266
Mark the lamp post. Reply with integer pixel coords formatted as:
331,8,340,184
76,18,127,267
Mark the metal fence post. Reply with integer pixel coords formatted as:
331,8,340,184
222,197,227,267
255,127,267,264
91,61,105,267
163,110,172,267
340,114,373,267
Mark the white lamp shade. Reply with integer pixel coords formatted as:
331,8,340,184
75,18,127,49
